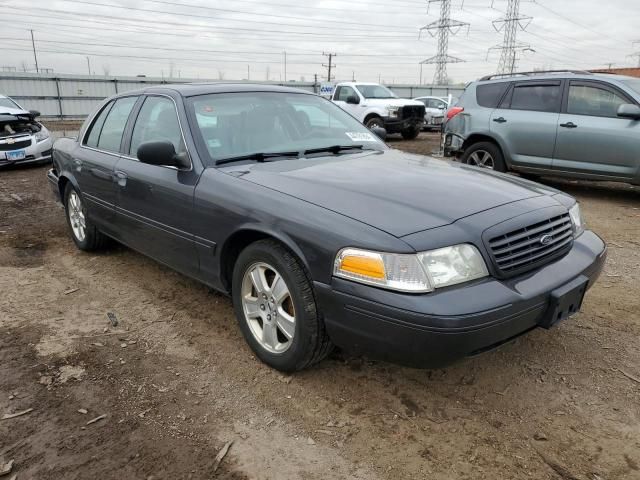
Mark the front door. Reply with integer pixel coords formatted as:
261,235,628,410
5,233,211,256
490,80,562,169
553,80,639,180
75,96,138,236
332,85,361,119
114,95,199,278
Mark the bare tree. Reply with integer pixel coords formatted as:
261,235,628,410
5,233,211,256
20,61,29,72
218,70,226,80
102,64,111,76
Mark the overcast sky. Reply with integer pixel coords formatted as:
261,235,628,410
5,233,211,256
1,0,639,84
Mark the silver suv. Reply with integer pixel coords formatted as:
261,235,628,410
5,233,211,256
443,71,640,185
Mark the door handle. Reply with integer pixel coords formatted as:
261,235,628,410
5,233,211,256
560,122,578,128
493,117,507,123
113,170,128,187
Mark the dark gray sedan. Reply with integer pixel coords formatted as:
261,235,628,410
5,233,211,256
48,84,606,371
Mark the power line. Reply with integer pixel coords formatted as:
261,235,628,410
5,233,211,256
420,0,469,85
490,0,534,75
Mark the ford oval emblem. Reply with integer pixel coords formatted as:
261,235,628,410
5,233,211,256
539,234,553,246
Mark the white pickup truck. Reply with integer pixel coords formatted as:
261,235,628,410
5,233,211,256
329,82,426,139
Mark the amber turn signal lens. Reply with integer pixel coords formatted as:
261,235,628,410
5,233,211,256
339,254,386,279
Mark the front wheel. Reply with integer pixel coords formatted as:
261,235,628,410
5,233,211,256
64,184,109,251
401,126,421,140
232,240,333,372
461,141,506,172
365,116,384,130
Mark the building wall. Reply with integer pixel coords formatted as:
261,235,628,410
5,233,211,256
590,67,640,78
0,72,465,119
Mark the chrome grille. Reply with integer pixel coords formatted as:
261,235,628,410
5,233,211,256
0,137,31,151
488,212,573,275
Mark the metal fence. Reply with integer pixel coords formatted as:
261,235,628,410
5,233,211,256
0,72,465,119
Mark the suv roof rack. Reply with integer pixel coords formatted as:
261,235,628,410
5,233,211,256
479,70,593,81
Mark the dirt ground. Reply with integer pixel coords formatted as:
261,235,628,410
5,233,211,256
1,132,639,480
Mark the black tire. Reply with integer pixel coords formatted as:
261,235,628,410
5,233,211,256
232,239,333,372
401,126,421,140
365,116,384,130
63,183,109,251
461,141,506,172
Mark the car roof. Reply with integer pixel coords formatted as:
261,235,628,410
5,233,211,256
119,82,317,98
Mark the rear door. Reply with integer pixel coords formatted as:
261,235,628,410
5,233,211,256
76,96,138,235
490,80,562,169
553,80,639,179
113,94,200,278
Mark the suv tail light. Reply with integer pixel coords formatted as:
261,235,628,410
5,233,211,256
446,106,464,120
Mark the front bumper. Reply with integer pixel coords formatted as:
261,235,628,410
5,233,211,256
315,230,606,368
0,136,53,167
382,116,424,134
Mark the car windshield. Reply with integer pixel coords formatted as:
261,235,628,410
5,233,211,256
355,84,397,99
0,97,21,110
188,92,386,165
621,79,640,97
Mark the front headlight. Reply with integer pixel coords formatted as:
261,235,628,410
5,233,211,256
386,106,400,118
334,244,488,293
35,129,50,142
569,203,584,236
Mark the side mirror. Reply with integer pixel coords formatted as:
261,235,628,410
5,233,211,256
29,110,41,117
370,126,387,142
137,141,188,168
346,95,360,105
617,103,640,120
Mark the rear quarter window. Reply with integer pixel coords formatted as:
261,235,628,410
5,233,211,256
476,82,510,108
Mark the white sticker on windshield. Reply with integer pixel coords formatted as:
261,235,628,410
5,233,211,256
345,132,377,142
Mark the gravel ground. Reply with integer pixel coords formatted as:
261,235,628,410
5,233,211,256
1,133,639,479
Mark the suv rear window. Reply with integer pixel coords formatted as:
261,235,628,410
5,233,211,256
476,82,510,108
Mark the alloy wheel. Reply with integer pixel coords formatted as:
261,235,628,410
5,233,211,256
241,262,296,354
68,190,86,242
468,150,495,169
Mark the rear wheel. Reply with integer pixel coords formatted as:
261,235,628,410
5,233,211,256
64,184,109,251
461,141,506,172
232,240,333,372
401,126,421,140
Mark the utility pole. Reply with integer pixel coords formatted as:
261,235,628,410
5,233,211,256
86,56,91,75
490,0,534,75
322,52,336,82
283,51,287,82
30,30,39,74
419,0,468,86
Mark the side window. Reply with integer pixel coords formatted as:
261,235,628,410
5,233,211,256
476,82,510,108
510,83,561,113
96,96,138,153
129,96,185,157
336,86,356,102
568,84,628,117
83,101,113,148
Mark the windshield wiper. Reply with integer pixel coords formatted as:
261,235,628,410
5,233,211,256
215,151,300,166
303,144,381,156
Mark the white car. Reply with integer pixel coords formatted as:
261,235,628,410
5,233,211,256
331,82,426,139
1,94,53,167
413,96,450,130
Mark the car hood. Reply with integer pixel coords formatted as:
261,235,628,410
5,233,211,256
0,106,32,116
222,150,560,237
